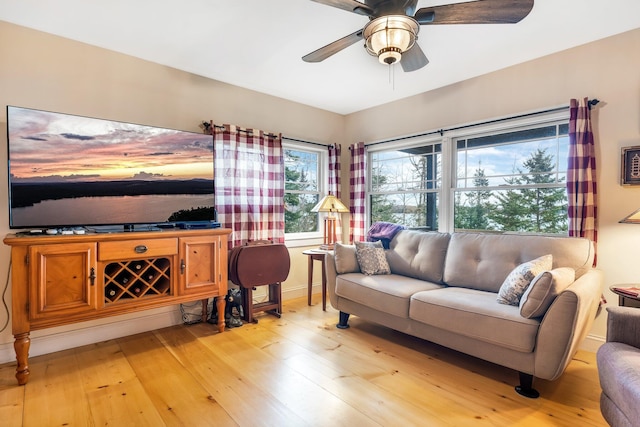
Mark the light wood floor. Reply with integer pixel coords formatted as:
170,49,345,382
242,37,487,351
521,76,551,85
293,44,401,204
0,296,606,426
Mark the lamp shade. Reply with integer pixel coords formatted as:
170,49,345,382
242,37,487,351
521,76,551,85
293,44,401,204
620,208,640,224
363,15,419,65
311,194,349,213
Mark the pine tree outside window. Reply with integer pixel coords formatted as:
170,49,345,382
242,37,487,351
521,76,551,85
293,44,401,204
455,123,569,234
366,110,570,235
283,144,326,239
369,143,441,230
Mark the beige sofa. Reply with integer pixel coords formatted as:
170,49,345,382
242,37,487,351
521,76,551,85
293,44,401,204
325,230,603,398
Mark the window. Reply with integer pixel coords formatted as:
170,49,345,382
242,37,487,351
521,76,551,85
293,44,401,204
367,111,570,235
369,142,441,230
283,144,325,237
455,123,569,233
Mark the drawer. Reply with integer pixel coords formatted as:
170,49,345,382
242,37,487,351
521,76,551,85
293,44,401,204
99,238,178,261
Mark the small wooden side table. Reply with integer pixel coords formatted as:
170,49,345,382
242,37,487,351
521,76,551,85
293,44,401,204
610,285,640,308
303,249,330,311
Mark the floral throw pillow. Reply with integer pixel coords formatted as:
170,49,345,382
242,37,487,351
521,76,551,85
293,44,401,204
497,254,553,306
355,241,390,276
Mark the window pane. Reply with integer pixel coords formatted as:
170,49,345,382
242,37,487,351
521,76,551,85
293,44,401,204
285,193,319,233
454,123,568,234
369,144,440,230
370,192,438,230
455,188,567,233
457,133,569,189
371,147,440,192
284,148,321,235
285,149,318,191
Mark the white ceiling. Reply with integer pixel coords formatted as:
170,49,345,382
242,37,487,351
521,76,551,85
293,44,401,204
1,1,640,115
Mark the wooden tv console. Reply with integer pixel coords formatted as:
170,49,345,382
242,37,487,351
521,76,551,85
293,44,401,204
3,228,231,385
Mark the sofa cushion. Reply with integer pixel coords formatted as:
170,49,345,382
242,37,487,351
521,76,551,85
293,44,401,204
519,267,575,318
334,243,360,274
444,232,593,292
335,273,443,318
355,241,390,275
497,254,552,306
386,230,451,284
410,287,540,352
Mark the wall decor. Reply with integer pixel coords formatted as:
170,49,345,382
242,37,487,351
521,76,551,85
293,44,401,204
622,146,640,185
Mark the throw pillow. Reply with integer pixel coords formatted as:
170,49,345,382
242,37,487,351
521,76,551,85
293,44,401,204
334,243,360,274
355,241,390,275
497,254,553,306
519,267,576,318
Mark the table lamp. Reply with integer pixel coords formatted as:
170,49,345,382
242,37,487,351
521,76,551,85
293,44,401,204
620,208,640,224
311,194,349,250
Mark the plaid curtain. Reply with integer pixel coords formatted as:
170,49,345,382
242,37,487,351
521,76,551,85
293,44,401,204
349,142,367,243
567,98,598,262
328,144,344,241
212,123,285,248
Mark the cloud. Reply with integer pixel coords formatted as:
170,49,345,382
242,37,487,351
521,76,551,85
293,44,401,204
61,133,95,141
131,171,166,179
11,173,101,183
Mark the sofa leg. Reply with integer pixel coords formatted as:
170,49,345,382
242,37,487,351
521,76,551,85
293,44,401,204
515,372,540,398
337,311,350,329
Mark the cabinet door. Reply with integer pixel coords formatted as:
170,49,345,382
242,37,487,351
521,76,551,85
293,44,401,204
178,236,225,296
29,242,98,320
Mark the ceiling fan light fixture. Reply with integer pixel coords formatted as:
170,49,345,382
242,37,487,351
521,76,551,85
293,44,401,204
363,15,419,65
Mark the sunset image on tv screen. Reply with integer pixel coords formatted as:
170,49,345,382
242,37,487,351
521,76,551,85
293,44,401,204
7,106,215,228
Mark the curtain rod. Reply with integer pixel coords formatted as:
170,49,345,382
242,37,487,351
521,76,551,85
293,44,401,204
203,122,280,139
282,136,329,147
364,100,600,148
203,122,331,147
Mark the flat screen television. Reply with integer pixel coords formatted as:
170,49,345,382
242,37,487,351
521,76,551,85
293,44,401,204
6,105,215,231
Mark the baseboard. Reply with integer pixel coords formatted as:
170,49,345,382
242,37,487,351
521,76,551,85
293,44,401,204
0,284,319,365
0,306,183,365
580,333,605,353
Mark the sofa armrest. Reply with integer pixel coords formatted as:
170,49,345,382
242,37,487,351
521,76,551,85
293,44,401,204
606,306,640,348
534,269,603,380
325,251,339,309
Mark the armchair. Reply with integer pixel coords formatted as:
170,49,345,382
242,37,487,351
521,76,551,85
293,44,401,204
597,306,640,426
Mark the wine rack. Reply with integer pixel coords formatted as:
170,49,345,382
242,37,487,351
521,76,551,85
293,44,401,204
104,257,171,304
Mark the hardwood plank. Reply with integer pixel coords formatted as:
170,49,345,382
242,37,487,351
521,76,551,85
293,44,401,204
233,319,456,425
196,322,380,426
0,362,24,427
22,348,93,427
73,339,165,426
116,331,237,426
153,324,307,427
240,314,509,426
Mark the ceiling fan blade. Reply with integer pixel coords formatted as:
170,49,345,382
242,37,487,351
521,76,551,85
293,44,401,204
311,0,374,16
401,44,429,72
302,29,364,63
414,0,534,25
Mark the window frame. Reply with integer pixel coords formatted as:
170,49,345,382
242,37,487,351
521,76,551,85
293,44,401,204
367,135,442,230
282,140,327,247
366,108,570,234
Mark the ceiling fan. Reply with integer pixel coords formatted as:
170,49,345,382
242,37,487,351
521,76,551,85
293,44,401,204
302,0,534,72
